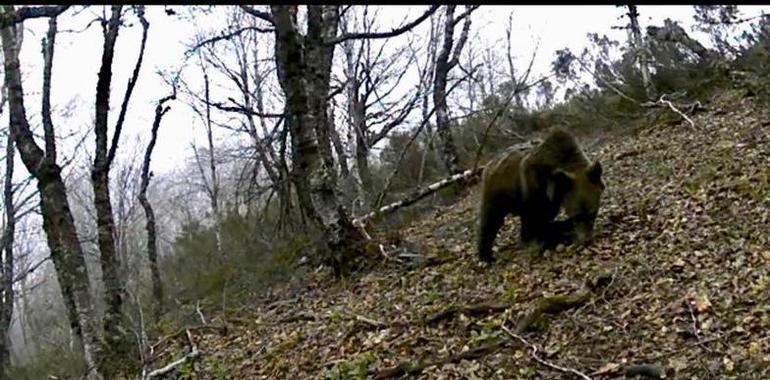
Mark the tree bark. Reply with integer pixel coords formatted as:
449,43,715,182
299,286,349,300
271,5,365,276
627,5,655,99
200,68,223,257
307,7,339,183
433,6,475,175
341,17,374,203
328,104,350,178
139,94,174,319
91,6,133,371
0,111,15,378
1,9,103,379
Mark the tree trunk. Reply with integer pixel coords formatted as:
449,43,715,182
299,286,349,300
201,69,223,257
0,123,15,377
91,6,130,370
355,129,372,197
40,172,103,379
1,11,103,379
350,92,372,199
340,21,371,205
328,105,350,178
139,94,174,319
627,5,655,99
307,8,339,183
271,5,365,276
433,5,473,175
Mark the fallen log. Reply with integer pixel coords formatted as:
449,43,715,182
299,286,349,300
354,167,483,224
424,302,510,325
355,140,540,226
515,290,592,333
373,339,506,379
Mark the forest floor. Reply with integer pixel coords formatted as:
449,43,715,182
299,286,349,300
145,90,770,379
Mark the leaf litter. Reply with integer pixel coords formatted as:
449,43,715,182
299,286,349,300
146,91,770,379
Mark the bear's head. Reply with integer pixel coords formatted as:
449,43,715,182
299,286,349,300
551,161,604,244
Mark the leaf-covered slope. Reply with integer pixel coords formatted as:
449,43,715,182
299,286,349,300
147,91,770,379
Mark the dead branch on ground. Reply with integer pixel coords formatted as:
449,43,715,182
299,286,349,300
424,302,510,325
642,93,698,130
501,324,592,380
356,167,483,225
372,339,506,379
143,329,201,379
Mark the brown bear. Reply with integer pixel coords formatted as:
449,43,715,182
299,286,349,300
477,128,604,262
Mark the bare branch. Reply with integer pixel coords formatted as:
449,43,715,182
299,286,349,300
240,5,274,25
641,93,698,130
186,25,274,56
12,256,50,284
501,324,592,380
108,5,149,166
451,5,479,26
0,5,69,28
41,16,57,164
144,344,199,379
448,6,475,68
514,35,541,94
328,5,440,45
210,99,284,118
574,55,640,105
357,167,481,223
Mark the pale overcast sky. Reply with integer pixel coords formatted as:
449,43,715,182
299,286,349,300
6,5,767,179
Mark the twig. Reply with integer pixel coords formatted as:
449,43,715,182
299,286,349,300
144,329,200,379
613,149,643,161
352,313,385,328
642,93,697,130
641,332,727,364
149,324,226,356
686,301,701,338
352,219,385,257
196,300,207,325
686,300,714,353
501,324,592,380
659,94,697,130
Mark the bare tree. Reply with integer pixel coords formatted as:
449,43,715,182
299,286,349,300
269,6,359,275
189,8,294,229
200,63,223,256
91,5,150,371
340,7,421,205
626,5,655,99
139,92,175,319
433,5,477,175
0,77,14,378
241,5,438,275
0,7,103,379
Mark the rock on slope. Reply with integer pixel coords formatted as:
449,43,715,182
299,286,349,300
146,91,770,379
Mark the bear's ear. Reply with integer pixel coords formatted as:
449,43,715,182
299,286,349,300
588,161,602,184
548,169,573,201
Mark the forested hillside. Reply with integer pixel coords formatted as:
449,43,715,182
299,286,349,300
0,5,768,380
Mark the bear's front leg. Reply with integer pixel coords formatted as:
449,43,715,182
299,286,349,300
520,218,574,254
520,217,549,256
542,219,577,249
477,200,507,263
